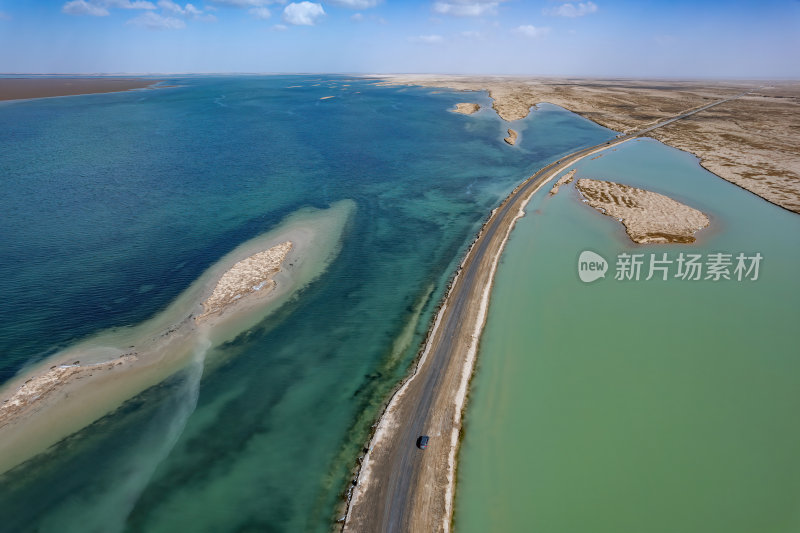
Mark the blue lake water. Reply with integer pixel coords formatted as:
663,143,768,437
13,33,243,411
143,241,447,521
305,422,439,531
0,76,616,532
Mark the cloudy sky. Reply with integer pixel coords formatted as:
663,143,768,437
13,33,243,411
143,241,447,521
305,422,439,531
0,0,797,77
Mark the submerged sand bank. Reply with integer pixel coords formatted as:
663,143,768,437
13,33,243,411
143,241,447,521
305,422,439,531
576,178,710,243
0,78,162,101
0,201,354,474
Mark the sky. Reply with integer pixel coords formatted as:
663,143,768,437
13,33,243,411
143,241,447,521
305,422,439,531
0,0,798,77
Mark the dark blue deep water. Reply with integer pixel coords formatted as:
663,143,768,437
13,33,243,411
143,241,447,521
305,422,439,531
0,76,614,532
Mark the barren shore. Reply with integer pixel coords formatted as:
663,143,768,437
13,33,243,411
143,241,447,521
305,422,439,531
0,78,162,101
0,201,354,474
378,75,800,214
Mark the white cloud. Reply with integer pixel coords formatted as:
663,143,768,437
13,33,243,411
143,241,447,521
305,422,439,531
351,12,363,21
460,30,484,40
432,1,502,17
127,10,185,28
62,0,110,16
544,1,597,17
158,0,203,17
106,0,156,9
408,34,444,44
282,2,324,25
271,23,288,30
62,0,157,16
211,0,276,7
249,6,271,18
514,24,550,38
327,0,380,8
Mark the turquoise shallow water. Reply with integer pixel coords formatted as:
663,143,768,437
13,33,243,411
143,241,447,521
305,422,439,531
0,77,615,531
455,139,800,533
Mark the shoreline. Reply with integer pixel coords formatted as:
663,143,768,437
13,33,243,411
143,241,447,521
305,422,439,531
0,201,354,475
0,77,166,102
376,75,800,215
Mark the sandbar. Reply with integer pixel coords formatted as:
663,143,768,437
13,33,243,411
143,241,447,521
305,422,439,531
198,241,292,320
575,178,710,243
0,200,354,474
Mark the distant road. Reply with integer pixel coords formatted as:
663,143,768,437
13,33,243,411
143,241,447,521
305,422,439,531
343,92,746,533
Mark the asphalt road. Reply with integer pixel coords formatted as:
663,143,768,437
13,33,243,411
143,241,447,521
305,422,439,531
344,93,746,533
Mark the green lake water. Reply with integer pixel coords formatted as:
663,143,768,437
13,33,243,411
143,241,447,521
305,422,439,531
455,138,800,533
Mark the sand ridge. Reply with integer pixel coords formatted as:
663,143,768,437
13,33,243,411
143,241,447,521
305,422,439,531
576,178,710,243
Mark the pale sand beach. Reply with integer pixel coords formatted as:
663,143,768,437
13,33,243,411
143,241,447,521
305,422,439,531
575,178,710,243
377,75,800,214
0,78,162,101
451,103,480,115
0,200,354,474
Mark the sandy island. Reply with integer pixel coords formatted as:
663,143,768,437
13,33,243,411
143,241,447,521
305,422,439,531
451,102,480,115
576,178,710,243
504,128,518,146
0,78,163,101
0,201,354,474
